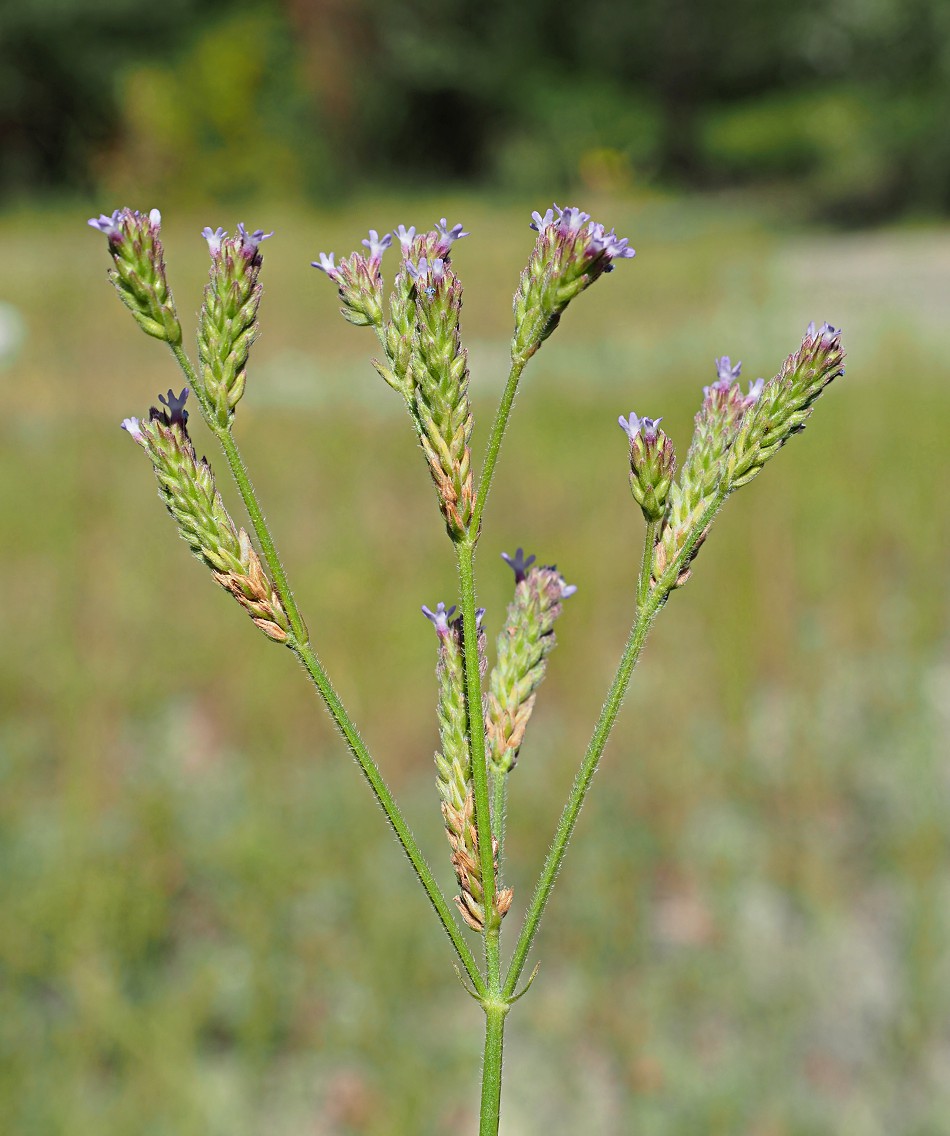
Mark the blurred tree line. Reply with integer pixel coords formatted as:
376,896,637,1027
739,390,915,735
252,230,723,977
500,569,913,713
2,0,949,220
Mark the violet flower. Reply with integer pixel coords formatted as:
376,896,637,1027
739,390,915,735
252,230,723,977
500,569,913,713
501,548,536,585
421,602,457,636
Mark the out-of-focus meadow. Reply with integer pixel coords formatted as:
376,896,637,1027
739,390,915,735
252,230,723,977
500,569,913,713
3,192,950,1136
2,3,950,1134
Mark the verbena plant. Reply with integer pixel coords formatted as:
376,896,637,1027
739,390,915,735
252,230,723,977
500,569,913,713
90,205,844,1134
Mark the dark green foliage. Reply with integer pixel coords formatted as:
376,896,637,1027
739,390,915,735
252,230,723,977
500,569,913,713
3,0,950,217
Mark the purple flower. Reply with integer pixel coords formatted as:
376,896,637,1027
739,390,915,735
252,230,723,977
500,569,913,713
434,218,469,247
556,206,592,236
501,548,537,585
560,579,578,599
406,256,446,287
530,207,555,233
236,223,273,257
87,209,125,243
201,226,227,256
421,602,457,636
120,417,146,445
806,321,841,349
589,224,635,260
361,229,393,263
715,356,742,384
744,378,765,406
395,224,416,253
311,252,341,282
619,412,661,442
152,387,190,429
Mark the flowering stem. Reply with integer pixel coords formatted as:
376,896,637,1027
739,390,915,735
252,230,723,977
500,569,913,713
457,538,508,1132
471,356,527,538
637,519,657,612
168,345,486,998
478,999,508,1136
503,491,726,998
456,541,500,977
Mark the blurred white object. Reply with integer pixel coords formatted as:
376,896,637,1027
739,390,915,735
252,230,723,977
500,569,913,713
0,301,26,368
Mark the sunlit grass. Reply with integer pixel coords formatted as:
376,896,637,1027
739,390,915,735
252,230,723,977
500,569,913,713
1,192,949,1134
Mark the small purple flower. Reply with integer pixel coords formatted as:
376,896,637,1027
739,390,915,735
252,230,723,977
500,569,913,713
152,387,190,428
556,206,592,236
619,412,661,442
501,548,537,585
236,223,273,257
530,207,555,233
434,218,469,247
395,224,416,253
715,356,742,384
87,209,125,243
744,378,765,406
591,225,635,260
421,602,457,636
120,416,146,445
406,256,445,288
806,321,841,349
312,252,341,282
147,208,162,230
201,226,227,256
361,229,393,263
559,579,578,599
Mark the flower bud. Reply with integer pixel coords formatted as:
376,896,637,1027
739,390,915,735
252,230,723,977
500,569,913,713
487,552,576,775
88,207,181,345
725,322,845,489
512,204,635,363
312,227,392,328
619,413,675,522
197,223,272,428
121,387,291,643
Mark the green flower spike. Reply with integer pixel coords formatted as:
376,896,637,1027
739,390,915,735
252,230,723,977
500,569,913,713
88,208,182,345
424,603,512,932
122,388,291,643
486,551,576,776
196,224,272,429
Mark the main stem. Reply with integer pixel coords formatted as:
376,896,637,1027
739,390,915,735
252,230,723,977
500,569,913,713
456,540,508,1135
479,1000,508,1136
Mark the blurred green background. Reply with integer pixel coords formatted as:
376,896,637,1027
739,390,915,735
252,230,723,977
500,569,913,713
2,1,950,1134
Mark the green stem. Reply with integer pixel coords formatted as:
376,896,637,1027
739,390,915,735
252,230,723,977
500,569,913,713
456,541,500,993
503,493,725,998
637,519,657,611
471,356,527,538
294,639,485,997
503,588,660,998
478,999,508,1136
169,344,486,998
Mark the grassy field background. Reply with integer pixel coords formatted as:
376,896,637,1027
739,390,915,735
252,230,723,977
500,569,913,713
1,190,949,1135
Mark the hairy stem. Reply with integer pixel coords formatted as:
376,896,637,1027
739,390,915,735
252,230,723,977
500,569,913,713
471,356,527,538
478,999,508,1136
